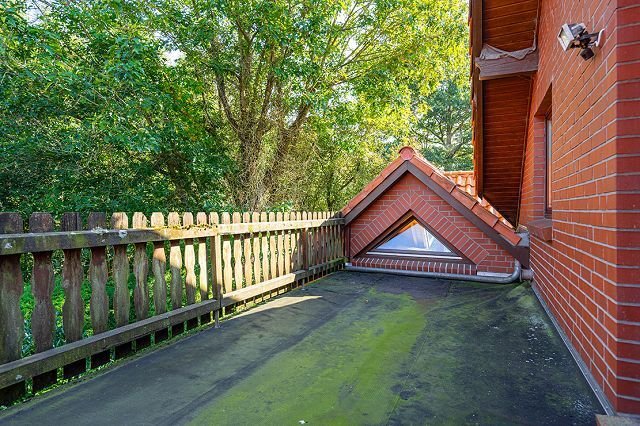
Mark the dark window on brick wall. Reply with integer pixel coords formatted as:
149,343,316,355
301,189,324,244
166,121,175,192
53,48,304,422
545,114,553,216
535,84,553,219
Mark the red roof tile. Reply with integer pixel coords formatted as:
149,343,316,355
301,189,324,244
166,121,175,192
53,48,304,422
443,170,511,226
443,171,475,195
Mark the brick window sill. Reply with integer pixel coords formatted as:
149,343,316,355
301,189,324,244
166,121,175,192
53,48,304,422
527,218,553,242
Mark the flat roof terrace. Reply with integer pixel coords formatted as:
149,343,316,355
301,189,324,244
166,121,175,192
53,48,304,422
0,271,603,425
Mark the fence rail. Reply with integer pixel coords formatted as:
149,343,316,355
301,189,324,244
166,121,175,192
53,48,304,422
0,211,345,405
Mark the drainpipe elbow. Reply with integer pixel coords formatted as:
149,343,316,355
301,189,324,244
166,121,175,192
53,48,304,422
520,267,534,281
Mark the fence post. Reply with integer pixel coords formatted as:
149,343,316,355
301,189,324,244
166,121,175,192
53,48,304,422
29,212,58,391
283,212,292,277
251,212,262,288
183,213,196,306
260,212,269,282
132,212,151,347
61,212,86,378
293,212,301,283
111,212,130,328
197,212,211,325
87,212,111,368
232,212,243,296
0,213,25,404
341,212,348,269
150,212,167,314
88,213,109,334
112,212,133,359
132,213,150,321
150,213,169,342
167,212,184,336
267,212,278,298
221,213,233,314
167,212,182,310
209,212,222,327
300,212,309,287
276,212,284,281
183,213,198,330
242,212,253,298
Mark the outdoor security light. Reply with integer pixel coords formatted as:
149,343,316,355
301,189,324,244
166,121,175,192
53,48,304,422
557,23,603,60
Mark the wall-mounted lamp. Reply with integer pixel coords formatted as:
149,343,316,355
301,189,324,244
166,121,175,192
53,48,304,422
557,23,604,60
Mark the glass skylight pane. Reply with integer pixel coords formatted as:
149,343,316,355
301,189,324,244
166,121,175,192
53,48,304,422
376,221,452,253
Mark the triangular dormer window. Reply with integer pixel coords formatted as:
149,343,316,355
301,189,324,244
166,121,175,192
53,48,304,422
366,217,463,260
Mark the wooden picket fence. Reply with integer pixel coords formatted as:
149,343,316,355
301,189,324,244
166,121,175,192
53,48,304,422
0,211,345,405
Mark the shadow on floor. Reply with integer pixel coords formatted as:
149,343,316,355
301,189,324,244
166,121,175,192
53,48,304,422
0,271,603,425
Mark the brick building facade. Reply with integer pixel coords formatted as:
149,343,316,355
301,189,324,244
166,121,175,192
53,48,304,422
470,0,640,415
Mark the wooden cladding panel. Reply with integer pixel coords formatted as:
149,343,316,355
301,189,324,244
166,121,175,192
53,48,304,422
482,76,532,224
482,0,538,52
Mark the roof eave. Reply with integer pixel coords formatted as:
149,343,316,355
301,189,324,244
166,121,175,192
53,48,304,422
470,0,484,197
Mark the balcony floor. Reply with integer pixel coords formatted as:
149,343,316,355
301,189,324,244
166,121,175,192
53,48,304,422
1,271,603,425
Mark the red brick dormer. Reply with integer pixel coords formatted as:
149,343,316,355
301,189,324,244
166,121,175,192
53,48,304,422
341,146,528,275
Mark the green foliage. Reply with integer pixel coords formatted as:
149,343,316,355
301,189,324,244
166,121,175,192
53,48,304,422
1,0,231,216
1,0,471,216
278,97,399,210
413,79,473,171
150,0,470,209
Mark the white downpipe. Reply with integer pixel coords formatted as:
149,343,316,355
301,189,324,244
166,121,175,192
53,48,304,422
345,261,532,284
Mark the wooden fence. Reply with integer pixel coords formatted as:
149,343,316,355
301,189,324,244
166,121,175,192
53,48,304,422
0,211,345,405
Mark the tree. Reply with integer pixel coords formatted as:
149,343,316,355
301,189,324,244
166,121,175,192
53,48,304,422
0,0,231,215
412,79,472,171
153,0,466,209
0,0,471,215
274,96,399,211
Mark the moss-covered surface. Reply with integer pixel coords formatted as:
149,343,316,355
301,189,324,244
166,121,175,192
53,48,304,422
382,281,601,425
189,276,601,425
1,272,603,425
192,288,425,425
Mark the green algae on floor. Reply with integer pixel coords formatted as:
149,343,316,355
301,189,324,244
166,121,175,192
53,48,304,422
189,287,425,425
189,276,603,426
385,281,602,425
0,272,604,426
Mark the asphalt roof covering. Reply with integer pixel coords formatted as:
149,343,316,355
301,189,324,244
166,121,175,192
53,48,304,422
1,272,603,425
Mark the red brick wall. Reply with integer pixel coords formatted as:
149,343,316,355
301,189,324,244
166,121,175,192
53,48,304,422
348,173,516,274
520,0,640,414
351,256,478,275
520,117,546,225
